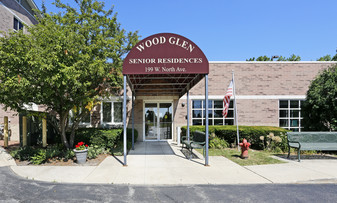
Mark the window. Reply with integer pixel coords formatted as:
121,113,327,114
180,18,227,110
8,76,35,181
69,108,91,126
279,100,303,132
80,108,91,124
101,101,123,124
191,100,234,125
13,17,24,31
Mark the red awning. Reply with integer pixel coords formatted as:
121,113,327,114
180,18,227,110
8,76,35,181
123,33,209,97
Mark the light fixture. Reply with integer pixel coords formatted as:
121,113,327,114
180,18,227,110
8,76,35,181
271,55,279,61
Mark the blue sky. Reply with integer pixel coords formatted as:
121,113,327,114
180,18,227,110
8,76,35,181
34,0,337,61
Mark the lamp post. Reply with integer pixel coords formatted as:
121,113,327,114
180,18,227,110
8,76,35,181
271,55,279,61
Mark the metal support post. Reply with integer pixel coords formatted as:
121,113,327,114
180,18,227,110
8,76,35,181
205,75,209,166
187,90,190,142
232,71,240,151
123,75,127,166
132,92,135,150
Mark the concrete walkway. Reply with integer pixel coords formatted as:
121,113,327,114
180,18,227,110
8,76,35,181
2,141,337,185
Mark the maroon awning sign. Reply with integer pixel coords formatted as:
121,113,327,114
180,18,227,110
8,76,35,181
123,33,209,75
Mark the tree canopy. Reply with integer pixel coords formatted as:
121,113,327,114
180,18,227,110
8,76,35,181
0,0,139,148
317,54,337,61
302,64,337,131
246,54,301,61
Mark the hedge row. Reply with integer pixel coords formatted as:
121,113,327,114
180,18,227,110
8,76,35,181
181,126,289,150
74,128,138,150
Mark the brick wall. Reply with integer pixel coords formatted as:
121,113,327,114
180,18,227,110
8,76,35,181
0,0,38,34
190,62,335,96
174,62,336,133
131,62,336,141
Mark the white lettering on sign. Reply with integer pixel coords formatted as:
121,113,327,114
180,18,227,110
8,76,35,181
157,58,202,64
129,58,156,64
136,36,166,52
135,35,195,53
145,66,187,73
168,37,195,53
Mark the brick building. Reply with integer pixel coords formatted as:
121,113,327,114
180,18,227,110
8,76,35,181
82,61,336,142
127,61,335,142
0,0,39,141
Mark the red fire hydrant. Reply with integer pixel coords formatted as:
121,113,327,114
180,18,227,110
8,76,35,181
239,138,251,159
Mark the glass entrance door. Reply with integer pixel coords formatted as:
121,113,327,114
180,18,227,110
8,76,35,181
144,102,172,140
145,103,157,140
159,103,172,140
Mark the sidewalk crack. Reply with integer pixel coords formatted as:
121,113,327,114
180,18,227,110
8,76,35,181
243,166,274,183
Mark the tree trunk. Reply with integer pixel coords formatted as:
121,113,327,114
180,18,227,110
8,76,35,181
69,126,76,148
59,113,70,149
69,111,85,148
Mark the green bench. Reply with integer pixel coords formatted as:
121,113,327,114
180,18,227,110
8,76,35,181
287,132,337,162
181,130,206,158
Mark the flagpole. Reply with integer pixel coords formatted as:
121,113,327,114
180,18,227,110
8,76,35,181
232,71,240,151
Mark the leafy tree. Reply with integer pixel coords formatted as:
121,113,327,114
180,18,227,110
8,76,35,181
286,54,301,61
317,54,337,61
302,64,337,131
276,56,287,61
256,55,271,61
333,54,337,61
317,54,332,61
246,54,301,61
0,0,139,148
246,57,255,61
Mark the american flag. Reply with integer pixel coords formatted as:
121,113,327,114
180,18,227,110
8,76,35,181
222,80,233,117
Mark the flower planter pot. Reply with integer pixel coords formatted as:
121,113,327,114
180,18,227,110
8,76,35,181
73,149,88,164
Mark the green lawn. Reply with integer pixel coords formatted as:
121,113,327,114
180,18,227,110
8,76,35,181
196,148,286,166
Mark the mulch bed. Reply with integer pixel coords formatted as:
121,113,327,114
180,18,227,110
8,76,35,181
0,140,109,166
14,153,109,166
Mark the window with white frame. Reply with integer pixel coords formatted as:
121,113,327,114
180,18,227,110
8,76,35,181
13,17,24,31
191,100,234,126
101,101,122,124
279,100,303,132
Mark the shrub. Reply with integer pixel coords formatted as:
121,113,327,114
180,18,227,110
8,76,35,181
75,128,138,151
209,137,229,149
87,145,105,159
75,128,122,149
10,146,38,161
181,126,289,151
10,128,139,164
62,149,75,160
10,144,71,165
30,149,46,165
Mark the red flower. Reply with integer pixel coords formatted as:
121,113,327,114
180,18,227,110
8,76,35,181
75,141,87,150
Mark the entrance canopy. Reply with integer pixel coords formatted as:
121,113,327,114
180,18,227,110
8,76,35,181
123,33,209,97
122,33,210,167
